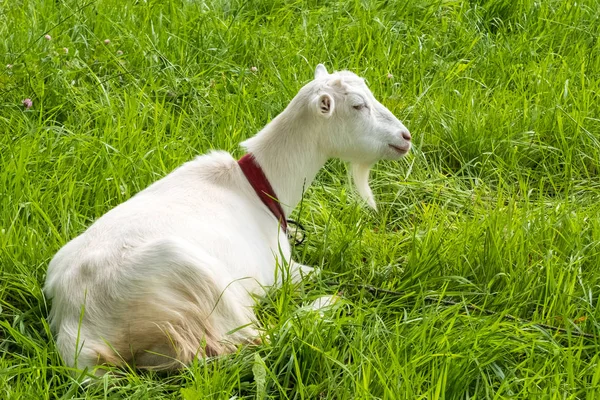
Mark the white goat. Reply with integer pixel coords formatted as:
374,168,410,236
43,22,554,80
44,64,411,374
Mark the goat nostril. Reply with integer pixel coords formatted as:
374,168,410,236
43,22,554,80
401,131,412,141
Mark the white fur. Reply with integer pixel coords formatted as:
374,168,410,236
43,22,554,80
44,64,411,374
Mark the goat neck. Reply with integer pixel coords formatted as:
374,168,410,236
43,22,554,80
241,100,327,217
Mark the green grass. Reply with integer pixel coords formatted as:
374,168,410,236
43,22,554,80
2,0,600,397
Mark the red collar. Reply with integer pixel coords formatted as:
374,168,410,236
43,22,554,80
238,154,287,232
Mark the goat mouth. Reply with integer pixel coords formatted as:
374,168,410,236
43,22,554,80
388,144,410,155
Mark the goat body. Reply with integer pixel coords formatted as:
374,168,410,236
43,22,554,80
44,64,411,373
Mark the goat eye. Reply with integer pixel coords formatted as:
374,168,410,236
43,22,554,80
353,104,367,111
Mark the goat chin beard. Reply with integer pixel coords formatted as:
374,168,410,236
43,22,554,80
351,163,377,211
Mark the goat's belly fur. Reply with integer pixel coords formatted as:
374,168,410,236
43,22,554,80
44,151,289,372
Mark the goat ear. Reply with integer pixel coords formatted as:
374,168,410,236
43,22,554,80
316,93,334,118
351,163,377,210
314,64,328,79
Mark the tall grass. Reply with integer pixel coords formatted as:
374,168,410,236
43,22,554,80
1,0,600,397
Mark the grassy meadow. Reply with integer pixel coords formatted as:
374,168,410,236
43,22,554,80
2,0,600,398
